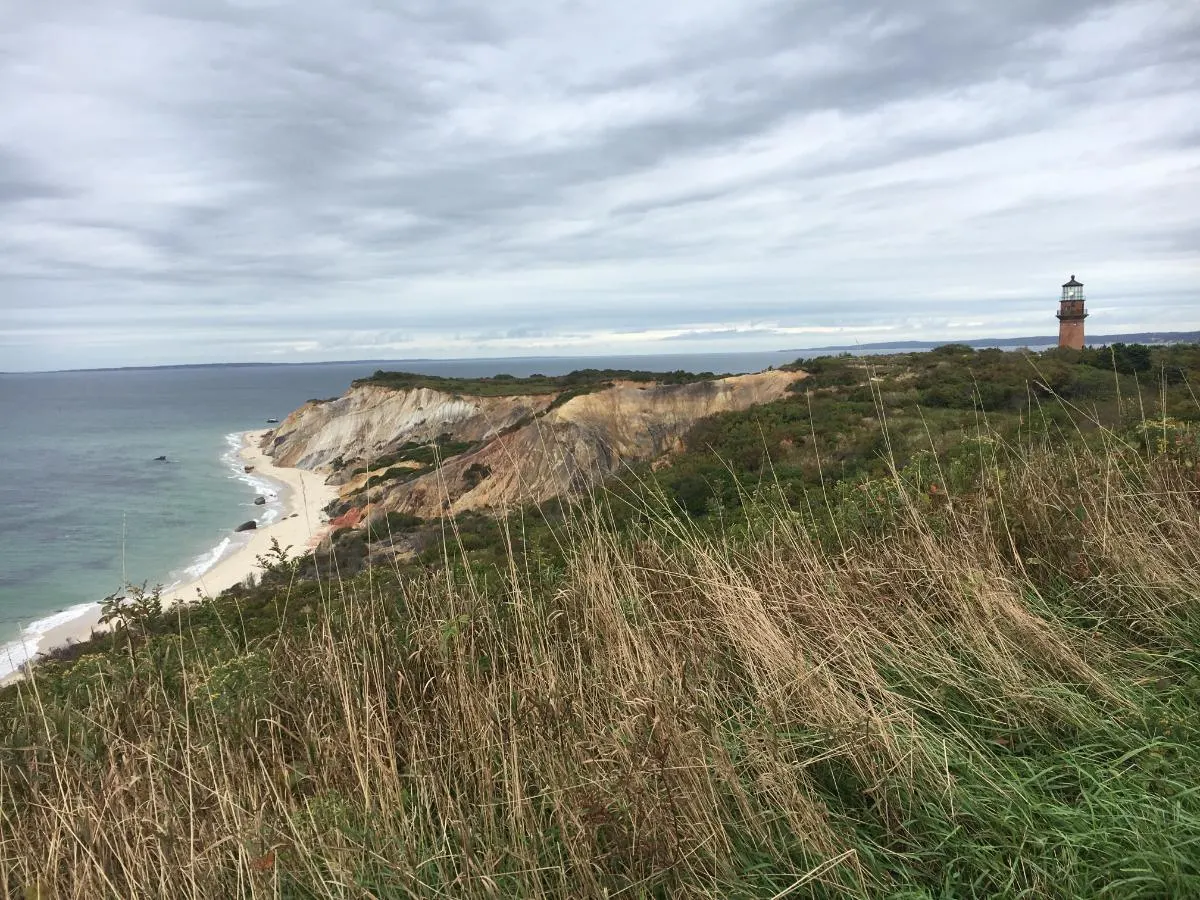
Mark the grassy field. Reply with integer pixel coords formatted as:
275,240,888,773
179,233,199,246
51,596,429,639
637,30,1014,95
3,347,1200,898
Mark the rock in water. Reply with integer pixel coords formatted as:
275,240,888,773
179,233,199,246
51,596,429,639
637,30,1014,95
153,455,167,461
254,496,267,505
234,520,257,533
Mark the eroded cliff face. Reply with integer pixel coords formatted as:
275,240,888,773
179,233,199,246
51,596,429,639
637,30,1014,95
268,385,553,473
268,370,806,521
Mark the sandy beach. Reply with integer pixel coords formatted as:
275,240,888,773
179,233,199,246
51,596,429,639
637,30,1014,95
5,430,337,680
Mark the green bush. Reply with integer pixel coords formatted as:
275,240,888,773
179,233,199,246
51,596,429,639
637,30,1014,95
365,511,425,541
1082,342,1154,375
792,354,863,388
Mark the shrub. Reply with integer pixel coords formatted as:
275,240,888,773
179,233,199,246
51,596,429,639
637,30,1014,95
463,462,492,489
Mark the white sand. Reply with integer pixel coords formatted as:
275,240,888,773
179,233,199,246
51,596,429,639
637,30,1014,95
4,430,337,682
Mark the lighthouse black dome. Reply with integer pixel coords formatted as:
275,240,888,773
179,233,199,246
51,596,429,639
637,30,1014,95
1063,275,1083,288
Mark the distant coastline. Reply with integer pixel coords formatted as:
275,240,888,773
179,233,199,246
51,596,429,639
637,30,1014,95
0,358,435,376
784,330,1200,355
6,332,1199,376
4,350,798,377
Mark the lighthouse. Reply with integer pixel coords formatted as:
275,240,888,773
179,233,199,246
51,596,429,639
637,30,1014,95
1056,275,1087,350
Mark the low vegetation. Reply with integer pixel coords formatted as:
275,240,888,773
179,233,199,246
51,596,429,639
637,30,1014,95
354,367,719,397
349,438,478,478
333,438,482,509
3,345,1199,897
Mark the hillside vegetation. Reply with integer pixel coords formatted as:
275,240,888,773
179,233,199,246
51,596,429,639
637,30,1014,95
353,367,719,397
316,343,1200,573
3,345,1200,898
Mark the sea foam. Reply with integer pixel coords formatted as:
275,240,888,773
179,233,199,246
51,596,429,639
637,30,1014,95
223,432,282,505
158,432,285,593
0,601,99,680
184,537,233,579
166,431,285,586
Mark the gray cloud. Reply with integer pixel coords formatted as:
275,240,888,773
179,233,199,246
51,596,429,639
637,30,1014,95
1,0,1198,370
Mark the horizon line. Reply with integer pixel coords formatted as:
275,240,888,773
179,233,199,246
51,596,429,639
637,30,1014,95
4,329,1197,376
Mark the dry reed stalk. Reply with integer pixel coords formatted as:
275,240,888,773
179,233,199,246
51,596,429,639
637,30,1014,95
3,431,1199,897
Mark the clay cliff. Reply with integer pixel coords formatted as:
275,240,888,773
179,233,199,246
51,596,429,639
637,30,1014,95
266,370,806,522
268,385,552,472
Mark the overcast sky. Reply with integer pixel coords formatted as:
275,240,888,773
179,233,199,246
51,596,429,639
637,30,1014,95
1,0,1197,371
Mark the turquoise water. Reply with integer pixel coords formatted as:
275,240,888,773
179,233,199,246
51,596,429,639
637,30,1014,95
0,351,802,674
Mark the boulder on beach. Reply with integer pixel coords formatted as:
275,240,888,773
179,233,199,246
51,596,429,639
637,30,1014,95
244,465,255,473
254,496,267,506
234,520,257,533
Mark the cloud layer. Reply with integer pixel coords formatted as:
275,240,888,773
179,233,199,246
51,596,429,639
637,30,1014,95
1,0,1198,370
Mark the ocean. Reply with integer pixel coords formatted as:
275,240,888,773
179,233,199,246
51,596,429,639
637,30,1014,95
0,350,801,675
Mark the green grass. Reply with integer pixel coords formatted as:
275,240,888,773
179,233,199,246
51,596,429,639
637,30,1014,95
634,344,1200,527
336,439,481,504
4,346,1200,897
348,439,479,477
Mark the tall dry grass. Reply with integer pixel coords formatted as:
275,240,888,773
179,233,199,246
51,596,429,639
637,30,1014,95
2,429,1200,898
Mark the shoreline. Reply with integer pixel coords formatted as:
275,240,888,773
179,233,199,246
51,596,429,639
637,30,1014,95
1,430,337,683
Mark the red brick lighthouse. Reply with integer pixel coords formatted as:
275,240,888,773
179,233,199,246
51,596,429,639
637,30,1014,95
1057,275,1087,349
